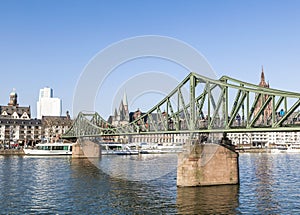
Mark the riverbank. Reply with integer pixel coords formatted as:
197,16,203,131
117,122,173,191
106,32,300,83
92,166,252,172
236,148,269,153
0,147,285,155
0,149,25,155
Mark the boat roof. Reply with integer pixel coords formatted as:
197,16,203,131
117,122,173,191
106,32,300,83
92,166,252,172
36,142,74,146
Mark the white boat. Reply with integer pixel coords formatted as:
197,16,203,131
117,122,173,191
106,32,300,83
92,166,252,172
286,144,300,153
157,143,183,153
100,142,183,155
23,142,73,155
139,142,183,154
100,143,139,155
270,145,288,153
269,144,300,153
270,148,287,153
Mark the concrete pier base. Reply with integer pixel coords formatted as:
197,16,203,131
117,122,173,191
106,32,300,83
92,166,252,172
72,139,101,158
177,143,239,187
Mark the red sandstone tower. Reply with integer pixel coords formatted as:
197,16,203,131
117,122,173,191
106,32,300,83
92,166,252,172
254,66,272,124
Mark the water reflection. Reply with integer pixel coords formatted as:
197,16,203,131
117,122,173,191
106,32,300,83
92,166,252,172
177,185,239,214
253,154,280,212
97,154,178,181
69,158,178,214
240,154,280,213
239,153,300,214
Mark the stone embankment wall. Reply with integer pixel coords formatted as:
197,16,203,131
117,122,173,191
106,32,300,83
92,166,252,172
0,149,24,155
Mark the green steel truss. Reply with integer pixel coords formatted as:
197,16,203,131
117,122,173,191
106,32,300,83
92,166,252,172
63,72,300,138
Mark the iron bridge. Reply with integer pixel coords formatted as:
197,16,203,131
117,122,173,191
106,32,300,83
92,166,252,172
63,72,300,139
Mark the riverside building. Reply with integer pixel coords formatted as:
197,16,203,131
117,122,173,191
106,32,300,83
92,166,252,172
41,111,73,142
0,89,72,147
0,89,42,145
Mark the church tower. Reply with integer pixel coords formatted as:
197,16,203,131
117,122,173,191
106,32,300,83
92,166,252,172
111,91,130,126
8,89,18,106
255,66,272,124
259,67,269,88
122,91,129,121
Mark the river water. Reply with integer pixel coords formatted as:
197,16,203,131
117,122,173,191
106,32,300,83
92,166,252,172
0,153,300,214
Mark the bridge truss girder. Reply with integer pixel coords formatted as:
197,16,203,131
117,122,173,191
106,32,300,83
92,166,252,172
62,72,300,138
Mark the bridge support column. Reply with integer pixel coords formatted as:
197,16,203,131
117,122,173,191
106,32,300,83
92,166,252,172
72,139,101,158
177,142,239,187
72,142,85,158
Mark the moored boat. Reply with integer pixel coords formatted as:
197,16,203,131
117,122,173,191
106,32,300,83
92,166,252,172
286,144,300,153
100,142,139,155
270,145,288,153
23,142,73,155
139,142,183,154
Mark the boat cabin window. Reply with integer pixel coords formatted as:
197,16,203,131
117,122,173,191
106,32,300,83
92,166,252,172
53,146,66,150
38,146,51,150
37,145,71,151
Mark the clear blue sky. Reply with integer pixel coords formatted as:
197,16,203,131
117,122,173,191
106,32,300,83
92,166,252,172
1,0,300,119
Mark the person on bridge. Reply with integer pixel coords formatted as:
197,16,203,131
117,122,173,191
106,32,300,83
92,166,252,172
236,113,241,126
280,109,285,117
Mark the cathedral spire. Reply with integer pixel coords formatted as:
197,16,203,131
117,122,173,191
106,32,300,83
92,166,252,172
261,66,265,82
123,91,128,107
259,66,268,87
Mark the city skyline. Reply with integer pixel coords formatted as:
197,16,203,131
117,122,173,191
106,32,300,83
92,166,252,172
1,1,300,119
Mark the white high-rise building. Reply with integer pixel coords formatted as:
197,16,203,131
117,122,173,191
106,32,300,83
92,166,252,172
39,87,53,100
37,87,62,119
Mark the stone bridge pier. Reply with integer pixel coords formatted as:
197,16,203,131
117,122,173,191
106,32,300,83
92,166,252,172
72,139,101,158
177,141,239,187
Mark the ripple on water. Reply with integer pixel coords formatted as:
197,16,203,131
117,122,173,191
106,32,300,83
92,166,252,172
238,153,300,214
1,153,300,214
